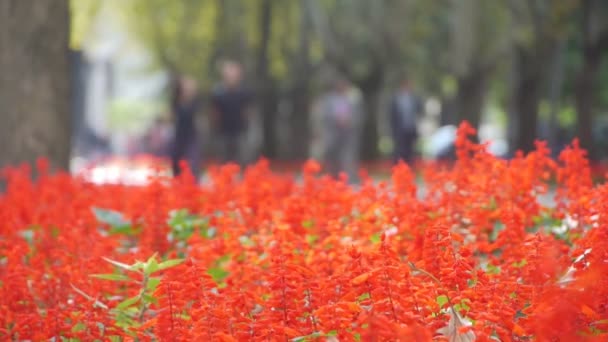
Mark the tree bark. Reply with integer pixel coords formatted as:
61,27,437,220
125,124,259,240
575,52,599,160
256,0,278,159
287,0,313,161
574,0,608,161
356,63,384,161
289,85,311,160
454,69,488,131
260,86,279,159
547,40,565,157
512,48,542,154
0,0,71,173
360,89,381,161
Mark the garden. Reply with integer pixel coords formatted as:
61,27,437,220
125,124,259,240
1,123,607,341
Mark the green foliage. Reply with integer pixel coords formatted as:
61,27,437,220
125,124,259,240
292,330,338,342
93,207,130,229
117,0,218,82
85,254,184,336
167,209,212,241
357,292,370,303
70,0,102,49
107,99,163,135
90,274,131,282
369,232,382,244
92,207,139,236
436,294,449,309
485,263,501,275
208,254,231,284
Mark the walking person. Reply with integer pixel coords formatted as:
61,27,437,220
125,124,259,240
210,60,252,165
170,75,202,178
321,77,362,183
145,115,172,158
390,75,422,165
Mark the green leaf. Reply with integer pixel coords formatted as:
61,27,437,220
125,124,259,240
216,254,231,264
305,234,319,245
489,222,505,242
131,261,145,271
485,263,501,275
146,277,161,292
95,322,105,336
102,257,139,272
357,292,370,302
116,294,140,310
484,197,497,210
144,257,159,275
369,233,381,244
20,229,35,244
157,258,184,271
51,226,61,238
206,227,217,238
90,273,131,282
454,299,471,312
93,207,131,229
167,209,210,241
208,267,229,283
61,337,81,342
71,322,87,333
142,293,158,305
512,259,527,268
239,236,255,247
292,332,323,341
436,295,449,308
326,330,338,336
109,225,140,236
301,219,315,229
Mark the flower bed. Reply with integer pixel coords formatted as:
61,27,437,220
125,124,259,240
1,123,607,341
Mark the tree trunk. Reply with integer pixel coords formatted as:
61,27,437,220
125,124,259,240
288,0,313,161
574,0,608,161
256,0,278,159
575,46,604,161
454,69,487,131
260,86,279,159
360,89,381,161
0,0,71,173
575,52,598,160
210,0,247,67
512,49,542,154
356,63,384,161
547,40,565,157
289,85,311,160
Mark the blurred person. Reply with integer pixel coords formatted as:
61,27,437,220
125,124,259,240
320,77,362,183
390,75,422,165
144,114,172,157
170,75,202,178
211,60,252,165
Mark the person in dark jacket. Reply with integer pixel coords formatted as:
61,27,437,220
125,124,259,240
210,60,252,165
390,75,422,165
170,75,202,178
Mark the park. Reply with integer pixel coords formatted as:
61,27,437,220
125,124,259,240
1,1,608,341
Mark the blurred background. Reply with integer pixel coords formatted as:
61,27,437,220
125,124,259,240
1,0,608,183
